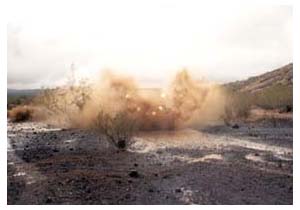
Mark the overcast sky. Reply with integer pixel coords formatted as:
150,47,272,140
7,1,292,89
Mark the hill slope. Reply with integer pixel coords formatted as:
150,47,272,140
225,63,293,93
224,63,293,110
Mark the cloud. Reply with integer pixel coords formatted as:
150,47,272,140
7,4,292,89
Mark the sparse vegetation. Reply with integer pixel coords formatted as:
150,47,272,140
253,84,292,111
94,110,138,149
8,105,47,123
7,95,36,111
222,81,292,125
269,115,278,128
8,106,35,122
33,80,92,125
222,89,252,124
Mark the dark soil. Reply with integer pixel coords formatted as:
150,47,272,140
7,118,293,204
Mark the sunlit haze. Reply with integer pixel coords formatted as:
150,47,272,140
7,1,292,89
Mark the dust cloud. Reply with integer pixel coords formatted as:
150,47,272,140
33,69,226,130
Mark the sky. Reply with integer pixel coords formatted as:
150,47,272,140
7,1,292,89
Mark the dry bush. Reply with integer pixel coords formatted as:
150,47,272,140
221,83,293,125
8,106,35,122
94,110,138,149
269,115,278,128
8,105,48,123
7,95,32,108
222,90,252,124
34,80,92,126
254,84,292,111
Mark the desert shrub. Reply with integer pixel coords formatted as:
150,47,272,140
234,93,252,118
34,80,92,125
222,89,252,124
7,95,35,110
253,84,292,110
269,115,278,128
8,106,34,122
94,110,137,149
221,83,292,125
222,106,233,126
280,105,292,113
8,95,27,106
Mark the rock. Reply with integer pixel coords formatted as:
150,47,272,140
175,188,181,193
162,174,170,179
280,105,292,113
148,189,154,193
286,105,292,112
115,180,122,184
232,124,239,129
129,170,140,178
134,163,138,167
52,148,59,153
46,197,53,204
117,140,126,149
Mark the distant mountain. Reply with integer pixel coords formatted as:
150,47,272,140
225,63,293,93
7,89,41,97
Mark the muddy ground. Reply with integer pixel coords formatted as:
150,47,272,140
7,116,293,204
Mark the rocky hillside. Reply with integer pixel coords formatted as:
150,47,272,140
225,63,293,93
